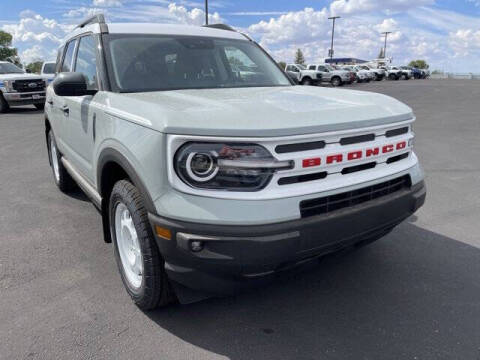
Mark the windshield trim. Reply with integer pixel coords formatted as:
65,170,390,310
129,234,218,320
102,33,293,93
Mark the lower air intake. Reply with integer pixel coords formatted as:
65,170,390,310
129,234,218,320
300,175,411,218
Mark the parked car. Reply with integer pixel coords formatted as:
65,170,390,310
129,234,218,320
307,64,351,86
0,61,47,112
41,61,57,84
398,66,413,80
334,65,356,84
343,65,371,83
360,65,385,81
45,15,426,309
285,64,322,85
382,66,403,80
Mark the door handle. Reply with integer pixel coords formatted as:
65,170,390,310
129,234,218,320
62,105,69,116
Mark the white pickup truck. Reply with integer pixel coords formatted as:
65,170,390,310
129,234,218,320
41,61,57,85
307,64,351,86
0,61,47,112
285,64,323,85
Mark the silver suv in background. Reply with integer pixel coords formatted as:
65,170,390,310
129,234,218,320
0,61,46,112
307,64,351,86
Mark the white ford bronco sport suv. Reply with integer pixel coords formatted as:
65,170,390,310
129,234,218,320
45,15,426,309
0,61,47,112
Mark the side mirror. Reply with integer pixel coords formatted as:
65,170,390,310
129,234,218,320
53,72,94,96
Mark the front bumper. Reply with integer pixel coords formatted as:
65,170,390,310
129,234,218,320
149,179,426,297
3,91,45,106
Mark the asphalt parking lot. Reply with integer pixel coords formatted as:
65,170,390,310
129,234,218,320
1,79,479,360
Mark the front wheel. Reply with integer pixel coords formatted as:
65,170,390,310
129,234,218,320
301,77,313,86
0,95,9,113
109,180,176,310
331,77,342,87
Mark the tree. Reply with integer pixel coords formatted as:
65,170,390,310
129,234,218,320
277,61,287,70
26,61,43,74
408,60,429,69
0,31,18,62
294,49,306,65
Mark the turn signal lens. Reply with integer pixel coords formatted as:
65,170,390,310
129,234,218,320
154,225,172,240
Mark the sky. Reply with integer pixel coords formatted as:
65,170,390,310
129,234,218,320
1,0,480,72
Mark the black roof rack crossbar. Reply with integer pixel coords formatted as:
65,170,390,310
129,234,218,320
203,24,236,32
76,14,109,33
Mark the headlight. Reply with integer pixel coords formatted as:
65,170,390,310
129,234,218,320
3,80,14,92
174,142,293,191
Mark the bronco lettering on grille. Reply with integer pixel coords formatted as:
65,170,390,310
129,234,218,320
302,141,408,168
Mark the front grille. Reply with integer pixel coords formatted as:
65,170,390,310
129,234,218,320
299,175,411,218
12,79,45,93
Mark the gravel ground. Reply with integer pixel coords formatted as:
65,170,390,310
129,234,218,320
0,79,479,360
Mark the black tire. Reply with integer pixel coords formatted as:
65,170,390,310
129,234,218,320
35,103,45,110
301,77,312,86
48,131,75,193
109,180,176,310
331,76,342,87
388,74,396,80
0,94,9,113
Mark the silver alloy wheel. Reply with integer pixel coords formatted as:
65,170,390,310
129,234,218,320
115,203,143,289
50,137,60,182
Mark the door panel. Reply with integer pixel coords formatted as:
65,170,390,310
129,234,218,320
63,34,99,183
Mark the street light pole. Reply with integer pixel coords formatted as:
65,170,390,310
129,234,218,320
205,0,208,25
328,16,341,60
382,31,392,60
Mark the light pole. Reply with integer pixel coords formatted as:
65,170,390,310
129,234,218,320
382,31,392,60
205,0,208,25
328,16,340,60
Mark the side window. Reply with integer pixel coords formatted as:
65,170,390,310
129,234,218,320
61,39,77,72
74,35,98,90
319,66,327,72
291,66,299,72
308,65,316,70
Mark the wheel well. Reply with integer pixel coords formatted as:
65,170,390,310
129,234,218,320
302,76,312,81
99,161,131,243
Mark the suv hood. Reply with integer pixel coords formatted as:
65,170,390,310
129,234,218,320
0,73,43,80
105,86,413,137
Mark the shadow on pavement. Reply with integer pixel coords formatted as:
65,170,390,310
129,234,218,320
145,223,480,360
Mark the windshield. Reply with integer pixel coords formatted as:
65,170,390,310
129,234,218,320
296,64,306,70
104,35,291,92
42,63,56,74
325,65,335,71
0,63,24,74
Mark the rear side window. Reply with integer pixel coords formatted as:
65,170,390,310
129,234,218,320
61,40,77,72
74,35,98,90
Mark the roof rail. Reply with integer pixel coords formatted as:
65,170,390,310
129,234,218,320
76,14,109,33
203,24,236,32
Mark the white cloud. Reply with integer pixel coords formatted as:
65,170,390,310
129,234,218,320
63,7,104,19
92,0,122,6
167,3,222,25
330,0,435,15
2,12,71,64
